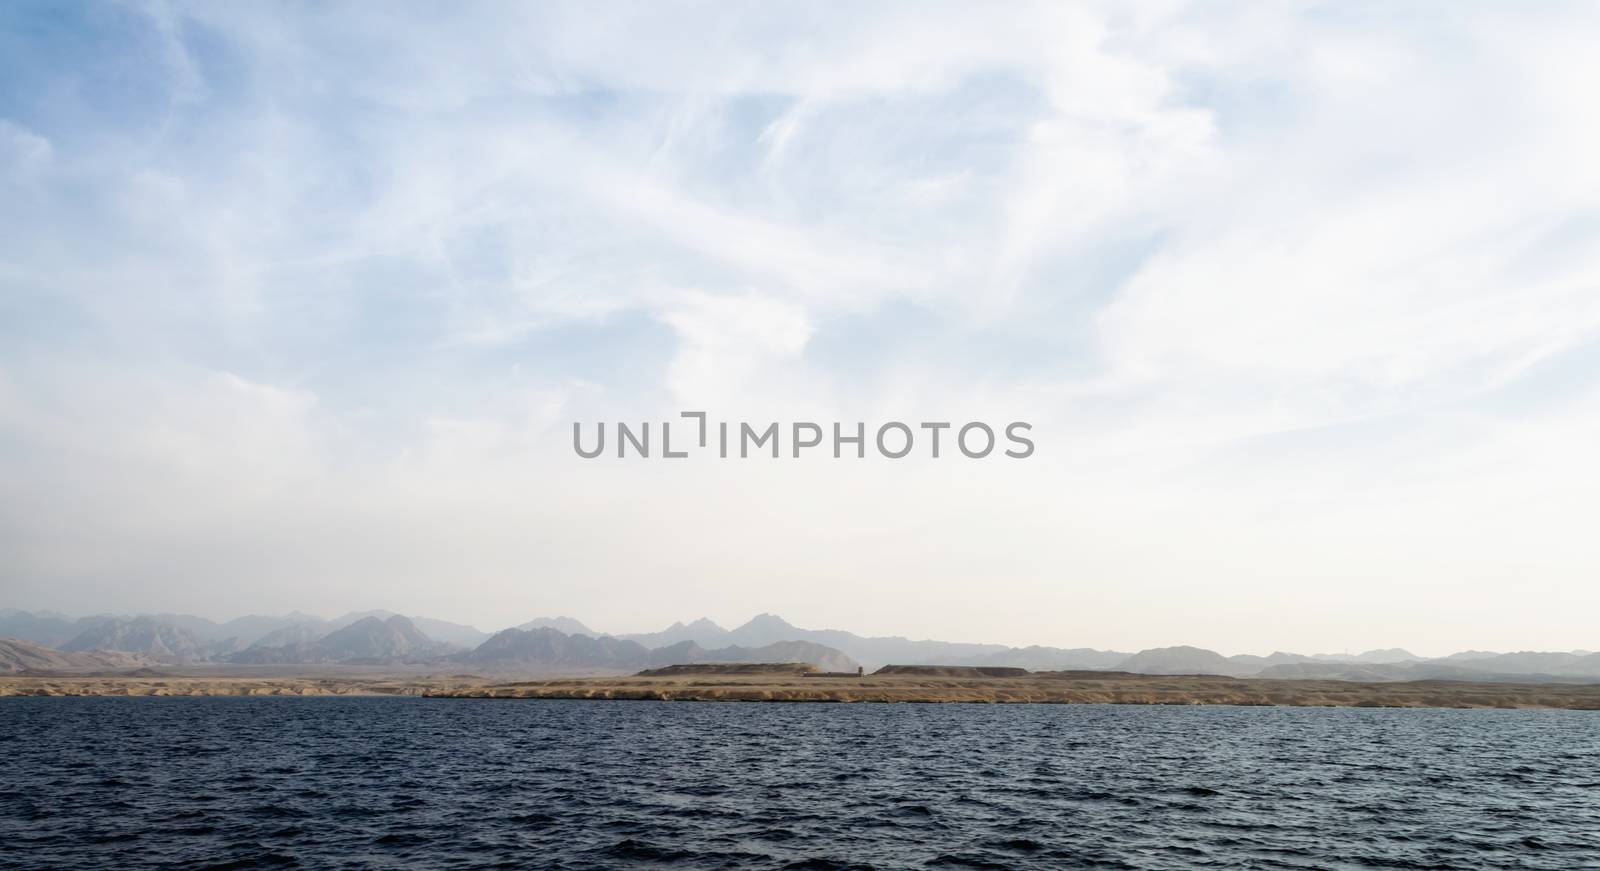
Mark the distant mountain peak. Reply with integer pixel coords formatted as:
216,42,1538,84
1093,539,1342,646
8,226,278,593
332,609,398,626
1353,648,1422,663
1117,645,1246,677
316,614,435,660
740,613,794,629
517,616,596,637
384,614,425,633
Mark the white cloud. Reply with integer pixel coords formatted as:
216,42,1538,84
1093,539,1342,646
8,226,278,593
0,119,51,183
658,291,815,408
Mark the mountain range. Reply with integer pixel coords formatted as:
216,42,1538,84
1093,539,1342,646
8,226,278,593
619,613,1012,667
459,628,855,674
0,610,862,676
2,608,1596,683
0,607,490,650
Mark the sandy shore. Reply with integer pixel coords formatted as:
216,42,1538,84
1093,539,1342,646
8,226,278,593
6,670,1600,709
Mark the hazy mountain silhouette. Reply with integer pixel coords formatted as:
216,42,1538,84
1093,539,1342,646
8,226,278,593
60,617,207,661
1225,651,1323,671
0,608,466,650
463,627,662,671
623,613,1006,670
1440,650,1502,661
319,616,438,660
209,612,328,646
619,617,732,648
960,645,1131,671
247,622,326,649
461,627,857,674
726,613,802,646
230,616,451,664
1256,655,1600,683
1116,645,1253,677
1306,648,1424,664
516,617,597,637
1488,651,1600,674
0,610,89,648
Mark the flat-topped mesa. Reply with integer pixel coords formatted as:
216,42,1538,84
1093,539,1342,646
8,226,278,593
635,662,819,677
873,665,1031,678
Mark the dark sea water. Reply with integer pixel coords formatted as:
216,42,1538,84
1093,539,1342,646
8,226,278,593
2,699,1598,870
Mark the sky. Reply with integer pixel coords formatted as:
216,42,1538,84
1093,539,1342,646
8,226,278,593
2,1,1599,656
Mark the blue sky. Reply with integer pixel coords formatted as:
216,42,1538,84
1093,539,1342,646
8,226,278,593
2,2,1599,653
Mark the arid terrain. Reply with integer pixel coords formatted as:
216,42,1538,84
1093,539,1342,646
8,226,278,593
5,665,1600,709
0,672,474,697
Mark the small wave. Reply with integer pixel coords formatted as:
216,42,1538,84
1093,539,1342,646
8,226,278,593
927,852,1010,869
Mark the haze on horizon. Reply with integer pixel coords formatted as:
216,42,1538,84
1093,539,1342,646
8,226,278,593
2,2,1599,657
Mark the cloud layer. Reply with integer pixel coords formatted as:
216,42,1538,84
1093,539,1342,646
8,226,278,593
2,2,1599,654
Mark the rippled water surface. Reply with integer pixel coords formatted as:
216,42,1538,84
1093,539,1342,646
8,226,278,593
3,698,1599,869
